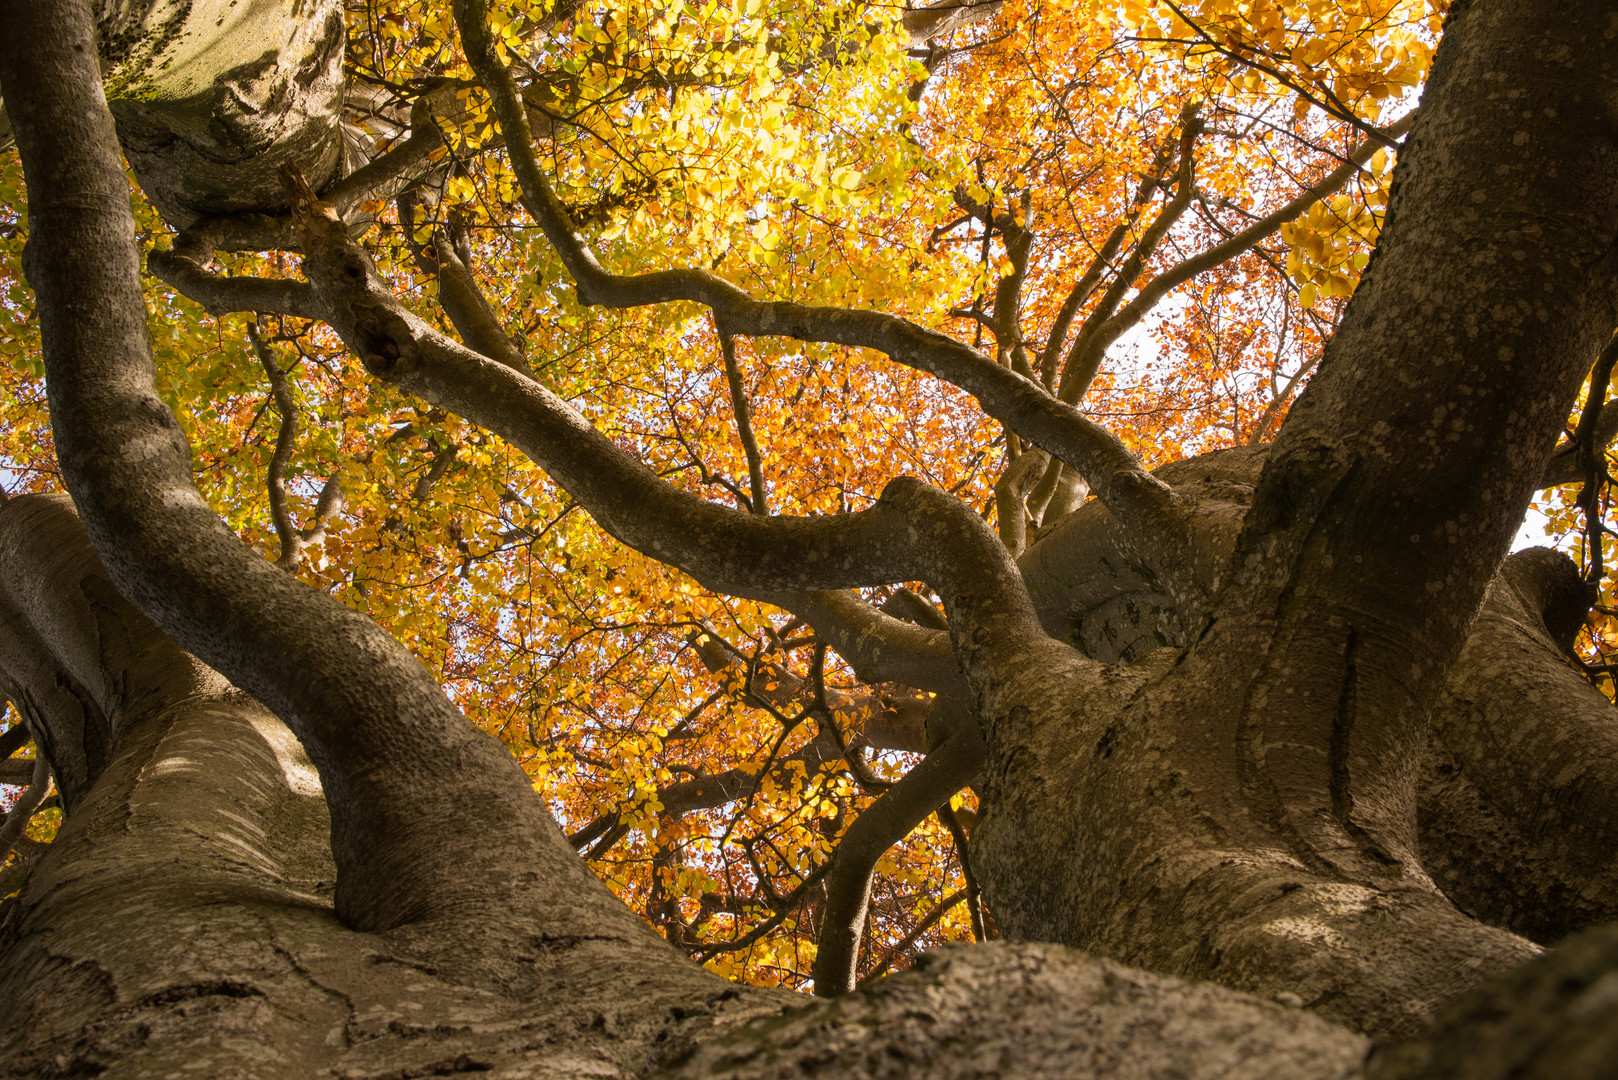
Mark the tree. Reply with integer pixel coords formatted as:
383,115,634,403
1,0,1617,1074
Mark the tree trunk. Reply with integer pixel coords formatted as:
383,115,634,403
0,494,1374,1078
972,0,1618,1040
5,0,1618,1074
99,0,347,226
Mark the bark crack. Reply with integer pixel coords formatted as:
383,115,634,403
1328,628,1398,869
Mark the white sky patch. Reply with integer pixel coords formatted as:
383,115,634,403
1513,502,1580,556
1514,504,1552,551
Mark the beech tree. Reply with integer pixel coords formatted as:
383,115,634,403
2,0,1617,1075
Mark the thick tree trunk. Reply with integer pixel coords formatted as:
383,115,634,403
0,495,780,1077
6,0,1618,1073
974,0,1618,1040
0,495,1377,1078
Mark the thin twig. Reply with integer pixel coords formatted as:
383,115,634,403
719,328,770,516
247,321,303,568
861,888,968,982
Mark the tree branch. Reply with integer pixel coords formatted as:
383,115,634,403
0,748,49,868
720,331,770,516
0,0,657,941
1160,0,1405,150
1057,114,1412,405
397,190,530,373
145,248,322,319
283,172,1073,706
689,857,835,959
1422,547,1618,942
994,448,1050,555
937,798,986,941
1057,107,1201,402
1541,397,1618,487
775,589,966,698
861,888,967,982
1037,137,1179,386
809,724,985,996
325,91,451,220
451,0,1198,599
247,322,304,569
880,586,949,631
0,721,27,761
901,0,1004,46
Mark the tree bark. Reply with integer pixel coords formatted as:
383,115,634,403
1419,548,1618,943
7,0,1618,1073
0,495,1379,1079
972,0,1618,1040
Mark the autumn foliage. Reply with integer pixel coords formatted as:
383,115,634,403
15,0,1613,994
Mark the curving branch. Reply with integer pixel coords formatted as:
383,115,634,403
881,586,949,630
720,331,770,516
145,247,322,319
1037,137,1179,386
994,448,1050,555
280,168,1075,706
1541,397,1618,488
397,189,530,373
0,745,49,868
862,889,968,981
246,324,346,573
1056,109,1201,403
1572,333,1618,581
1160,0,1405,150
0,721,27,761
981,188,1037,381
569,619,946,866
451,0,1200,602
248,322,302,567
774,589,966,697
688,858,835,960
301,474,346,557
809,724,986,996
902,0,1005,46
1536,334,1618,490
0,0,667,944
145,81,459,263
689,626,928,753
1036,460,1088,525
326,94,451,221
937,799,987,941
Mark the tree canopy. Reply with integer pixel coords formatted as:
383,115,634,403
2,0,1618,1075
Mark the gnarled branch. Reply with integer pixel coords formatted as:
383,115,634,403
451,0,1200,604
